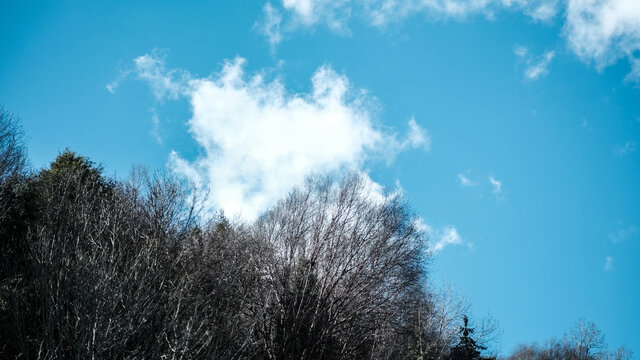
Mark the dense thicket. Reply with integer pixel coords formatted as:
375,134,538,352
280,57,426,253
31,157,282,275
0,109,629,360
0,109,456,359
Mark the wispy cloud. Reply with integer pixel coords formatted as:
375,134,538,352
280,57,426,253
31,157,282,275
604,256,614,271
614,141,637,155
106,69,132,93
106,81,119,93
257,0,560,49
150,111,163,144
111,51,429,220
488,176,502,195
285,0,558,25
608,223,637,243
275,0,352,34
256,3,283,51
526,1,559,22
525,51,555,80
628,58,640,82
431,226,463,253
458,173,477,187
258,0,640,81
403,117,431,152
514,45,555,81
418,220,464,253
107,49,189,99
514,45,528,58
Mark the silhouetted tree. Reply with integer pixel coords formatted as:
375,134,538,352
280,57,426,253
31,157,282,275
449,316,496,360
503,320,633,360
0,107,27,183
249,174,429,359
0,108,31,358
565,319,606,360
0,109,631,360
0,107,30,280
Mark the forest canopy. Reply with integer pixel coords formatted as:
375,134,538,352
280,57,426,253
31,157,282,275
0,108,632,360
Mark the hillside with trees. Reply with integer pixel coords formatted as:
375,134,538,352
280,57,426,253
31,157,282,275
0,108,632,359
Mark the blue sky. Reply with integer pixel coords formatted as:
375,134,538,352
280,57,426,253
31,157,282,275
1,0,639,356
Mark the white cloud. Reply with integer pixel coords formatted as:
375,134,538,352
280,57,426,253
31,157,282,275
279,0,558,26
413,217,430,233
515,45,555,80
151,111,163,144
614,141,637,155
403,117,431,151
256,3,283,50
525,51,555,80
133,50,190,100
258,0,640,81
429,225,464,253
106,69,132,93
414,219,464,253
106,82,117,93
514,45,529,58
628,57,640,82
604,256,614,271
565,0,640,80
364,0,558,24
119,52,428,220
608,223,637,243
257,0,559,48
281,0,352,32
488,176,502,195
526,1,558,21
283,0,316,22
177,60,381,220
358,169,403,204
458,173,477,186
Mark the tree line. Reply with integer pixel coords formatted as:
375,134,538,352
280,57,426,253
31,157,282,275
501,318,632,360
0,108,632,359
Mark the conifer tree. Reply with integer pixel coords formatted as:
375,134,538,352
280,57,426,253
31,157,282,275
449,316,495,360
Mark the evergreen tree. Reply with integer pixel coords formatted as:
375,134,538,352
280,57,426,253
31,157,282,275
448,316,495,360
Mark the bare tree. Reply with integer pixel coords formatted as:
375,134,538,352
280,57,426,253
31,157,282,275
507,344,538,360
248,174,429,359
607,345,633,360
0,107,27,183
565,319,606,360
1,152,451,359
422,281,471,358
1,151,243,359
504,320,630,360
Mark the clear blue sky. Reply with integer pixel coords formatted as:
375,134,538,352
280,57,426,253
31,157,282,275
2,0,639,356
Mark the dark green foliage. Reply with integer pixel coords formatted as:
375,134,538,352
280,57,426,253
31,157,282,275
448,316,495,360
